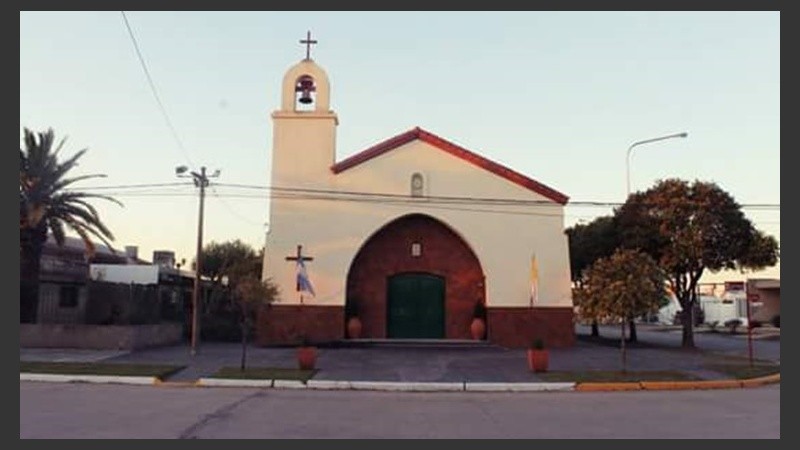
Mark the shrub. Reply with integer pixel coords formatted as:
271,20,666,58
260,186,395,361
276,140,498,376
299,335,314,347
530,338,545,350
345,297,359,319
473,301,487,319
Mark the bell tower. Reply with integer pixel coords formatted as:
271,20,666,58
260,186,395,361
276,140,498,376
270,31,338,189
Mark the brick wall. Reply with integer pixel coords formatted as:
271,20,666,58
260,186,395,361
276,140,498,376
255,213,575,348
487,307,575,348
256,305,343,346
345,214,485,340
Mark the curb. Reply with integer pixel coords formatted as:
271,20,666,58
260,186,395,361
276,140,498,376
575,382,642,392
740,373,781,388
639,380,742,391
306,380,354,390
573,374,780,392
465,382,575,392
196,380,574,392
20,373,157,385
196,378,272,388
348,381,464,392
22,373,780,392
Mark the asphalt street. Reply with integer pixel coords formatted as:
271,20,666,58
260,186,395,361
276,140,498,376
20,382,780,438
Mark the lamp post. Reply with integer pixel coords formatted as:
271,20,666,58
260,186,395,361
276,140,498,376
625,132,687,334
176,165,220,356
626,132,688,196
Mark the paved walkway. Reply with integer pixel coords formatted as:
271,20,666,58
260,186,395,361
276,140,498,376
19,325,780,383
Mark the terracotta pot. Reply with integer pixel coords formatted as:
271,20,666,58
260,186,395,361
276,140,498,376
297,346,317,370
347,316,363,339
470,318,486,340
527,349,549,373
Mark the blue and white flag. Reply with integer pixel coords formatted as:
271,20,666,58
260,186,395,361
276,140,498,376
296,258,315,297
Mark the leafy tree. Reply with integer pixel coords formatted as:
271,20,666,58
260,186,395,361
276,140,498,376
616,179,779,348
201,239,262,285
579,249,666,371
20,128,121,323
198,240,277,368
566,215,645,340
227,261,278,371
198,240,262,340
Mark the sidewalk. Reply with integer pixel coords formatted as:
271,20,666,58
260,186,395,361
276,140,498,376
20,335,776,385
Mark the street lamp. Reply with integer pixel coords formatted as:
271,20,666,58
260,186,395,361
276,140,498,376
625,132,687,330
626,132,688,196
177,165,220,356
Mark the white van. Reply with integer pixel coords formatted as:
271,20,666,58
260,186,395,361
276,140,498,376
701,291,760,328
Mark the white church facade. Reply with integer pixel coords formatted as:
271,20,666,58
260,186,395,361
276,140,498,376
258,44,575,348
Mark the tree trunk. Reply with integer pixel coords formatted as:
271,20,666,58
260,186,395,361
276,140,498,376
628,320,638,343
591,320,599,337
681,307,695,348
620,320,627,373
20,225,47,323
240,319,248,372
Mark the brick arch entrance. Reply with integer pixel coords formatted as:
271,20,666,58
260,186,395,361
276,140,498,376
346,214,485,339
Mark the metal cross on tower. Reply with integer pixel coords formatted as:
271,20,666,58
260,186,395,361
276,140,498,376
300,30,318,60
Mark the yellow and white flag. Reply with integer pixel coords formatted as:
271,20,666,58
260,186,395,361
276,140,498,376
530,253,539,307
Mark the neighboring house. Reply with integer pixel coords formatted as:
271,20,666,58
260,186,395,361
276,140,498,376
37,236,132,324
747,278,780,325
88,256,199,326
25,244,193,350
36,237,191,325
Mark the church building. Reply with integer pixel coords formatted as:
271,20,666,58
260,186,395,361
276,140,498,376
258,35,575,348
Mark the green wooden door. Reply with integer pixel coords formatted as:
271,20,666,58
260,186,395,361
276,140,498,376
387,273,445,338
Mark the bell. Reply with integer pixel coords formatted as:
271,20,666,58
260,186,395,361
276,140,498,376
296,76,316,105
298,90,313,104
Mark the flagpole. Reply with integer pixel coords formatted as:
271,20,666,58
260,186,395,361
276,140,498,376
530,254,537,342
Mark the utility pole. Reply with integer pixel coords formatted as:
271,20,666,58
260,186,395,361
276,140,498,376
176,165,220,356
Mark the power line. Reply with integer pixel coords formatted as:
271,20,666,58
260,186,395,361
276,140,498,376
80,191,608,219
214,182,781,210
120,11,193,166
78,182,193,191
208,185,267,227
106,191,567,218
76,181,781,211
215,182,615,207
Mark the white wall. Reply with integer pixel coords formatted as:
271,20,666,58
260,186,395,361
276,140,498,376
265,138,573,309
90,264,160,285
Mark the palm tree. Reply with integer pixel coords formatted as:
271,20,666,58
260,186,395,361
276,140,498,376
19,128,121,323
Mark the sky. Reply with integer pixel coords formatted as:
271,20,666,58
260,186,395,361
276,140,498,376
20,11,780,283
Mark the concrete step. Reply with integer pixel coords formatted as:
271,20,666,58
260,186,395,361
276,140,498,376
327,339,496,349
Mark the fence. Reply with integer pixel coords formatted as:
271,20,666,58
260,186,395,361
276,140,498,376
85,281,185,325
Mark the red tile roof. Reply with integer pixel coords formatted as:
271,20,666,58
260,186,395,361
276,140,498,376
330,127,569,205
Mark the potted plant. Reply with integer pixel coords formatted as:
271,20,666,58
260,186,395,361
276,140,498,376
470,301,487,340
527,338,549,372
296,335,317,370
345,297,362,339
